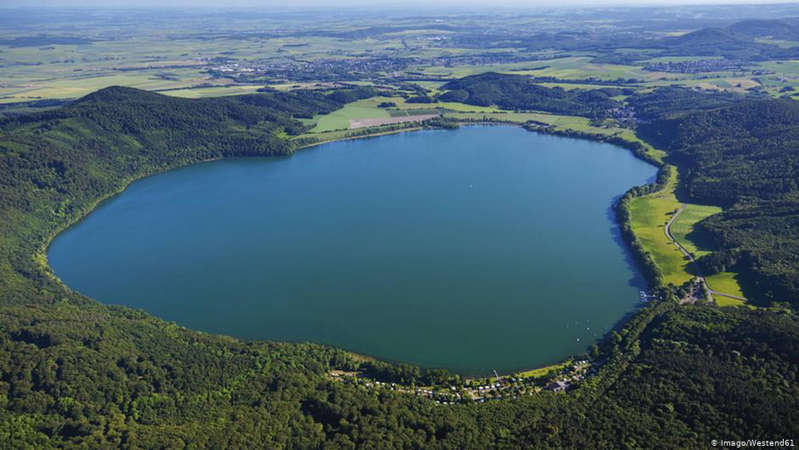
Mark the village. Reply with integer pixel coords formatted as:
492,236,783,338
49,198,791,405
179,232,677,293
640,289,661,303
329,359,595,405
643,59,750,73
205,53,559,84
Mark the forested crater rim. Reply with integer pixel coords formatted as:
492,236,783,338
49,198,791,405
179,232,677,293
46,125,657,375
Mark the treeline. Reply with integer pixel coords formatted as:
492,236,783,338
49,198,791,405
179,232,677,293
0,86,797,447
699,200,799,305
1,297,796,447
439,72,622,118
635,93,799,305
639,99,799,206
523,123,662,166
0,86,369,305
358,360,458,387
588,306,799,447
294,117,456,149
614,166,674,287
627,85,747,121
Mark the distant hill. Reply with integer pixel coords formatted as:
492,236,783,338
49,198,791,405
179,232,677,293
659,27,770,58
726,18,799,41
0,86,374,303
652,20,799,59
669,27,748,47
440,72,621,118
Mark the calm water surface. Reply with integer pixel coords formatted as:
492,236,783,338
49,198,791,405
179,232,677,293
49,126,657,375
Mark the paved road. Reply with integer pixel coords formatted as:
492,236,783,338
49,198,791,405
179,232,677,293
708,290,748,301
664,205,748,304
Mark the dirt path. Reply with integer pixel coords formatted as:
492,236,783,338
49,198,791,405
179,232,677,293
664,206,693,262
665,205,748,304
708,290,748,301
349,114,439,129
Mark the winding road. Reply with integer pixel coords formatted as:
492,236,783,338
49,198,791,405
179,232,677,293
664,205,748,303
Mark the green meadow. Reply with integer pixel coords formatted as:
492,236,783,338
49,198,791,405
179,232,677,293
309,97,393,132
669,203,722,258
627,168,692,286
628,170,747,301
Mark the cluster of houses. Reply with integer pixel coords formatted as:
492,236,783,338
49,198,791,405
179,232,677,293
544,360,591,393
330,359,599,405
204,51,562,84
607,105,637,127
417,387,464,405
207,56,412,83
640,289,661,303
643,59,748,74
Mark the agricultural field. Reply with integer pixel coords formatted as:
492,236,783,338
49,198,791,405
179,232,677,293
669,203,723,258
628,170,747,300
627,169,693,286
295,124,425,148
5,9,799,108
349,114,438,129
510,56,674,82
669,203,749,303
708,272,748,305
304,96,503,133
163,85,264,98
416,56,676,83
0,72,213,103
308,97,394,132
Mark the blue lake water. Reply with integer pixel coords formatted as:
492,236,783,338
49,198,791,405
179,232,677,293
49,126,657,375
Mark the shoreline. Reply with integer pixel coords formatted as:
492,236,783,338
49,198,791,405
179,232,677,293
37,115,669,379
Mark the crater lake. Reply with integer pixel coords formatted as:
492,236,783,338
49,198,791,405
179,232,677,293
48,126,658,375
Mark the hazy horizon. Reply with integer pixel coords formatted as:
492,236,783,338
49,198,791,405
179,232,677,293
7,0,799,9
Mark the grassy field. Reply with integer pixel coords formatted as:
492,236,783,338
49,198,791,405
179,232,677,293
707,272,747,303
5,10,799,108
304,97,505,132
0,69,256,104
627,169,748,301
669,203,722,258
514,360,573,380
295,124,424,148
309,97,394,132
627,168,693,286
715,295,749,307
668,203,749,302
419,56,674,83
162,85,263,98
0,73,201,103
443,110,615,132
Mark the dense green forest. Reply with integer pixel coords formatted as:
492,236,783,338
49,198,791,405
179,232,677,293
627,86,747,121
0,87,797,447
439,72,621,118
1,296,795,446
636,91,799,305
448,18,799,62
0,86,372,305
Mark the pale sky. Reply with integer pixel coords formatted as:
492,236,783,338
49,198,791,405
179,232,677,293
8,0,799,8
